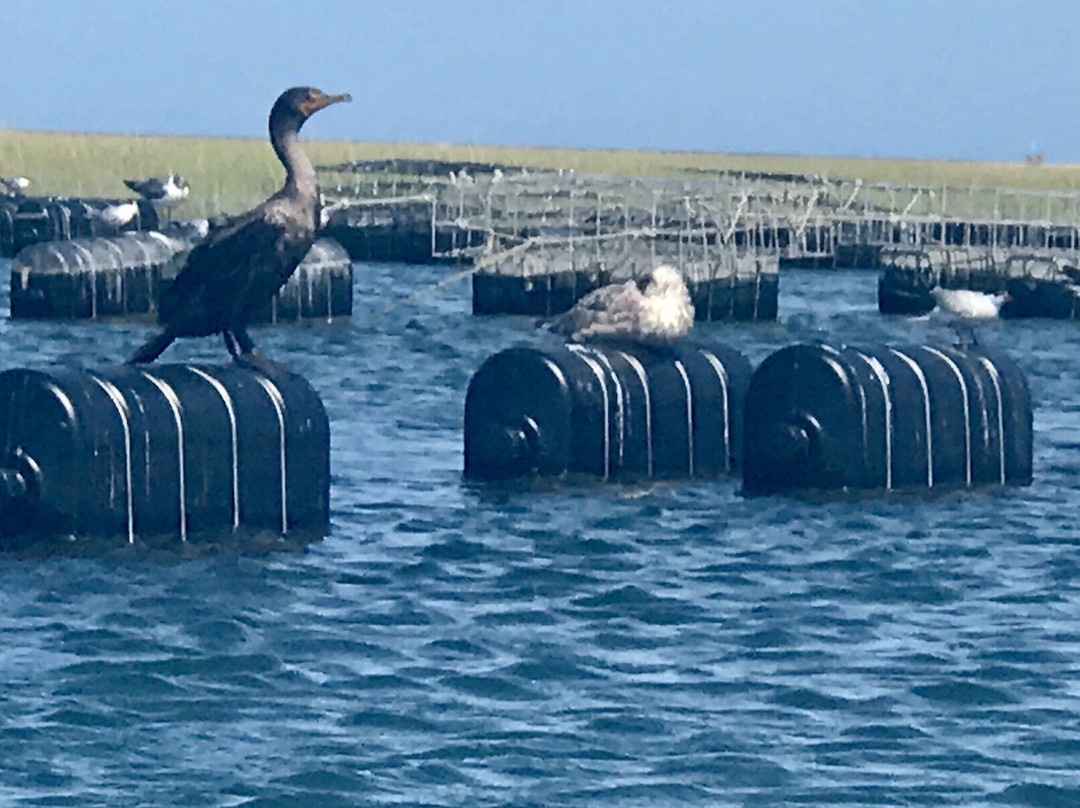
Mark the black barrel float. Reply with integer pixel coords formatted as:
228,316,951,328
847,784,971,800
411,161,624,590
0,363,329,550
877,252,937,315
464,342,752,480
742,343,1033,495
10,234,352,323
11,232,188,319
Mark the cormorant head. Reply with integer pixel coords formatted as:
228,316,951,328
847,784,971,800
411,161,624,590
271,87,351,133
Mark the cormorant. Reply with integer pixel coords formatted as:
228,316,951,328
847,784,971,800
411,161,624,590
127,86,350,367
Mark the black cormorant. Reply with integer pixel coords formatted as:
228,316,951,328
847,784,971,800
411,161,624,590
127,87,350,366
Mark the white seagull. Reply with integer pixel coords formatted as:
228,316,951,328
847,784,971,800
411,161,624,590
92,200,141,227
123,173,189,211
931,286,1009,319
543,264,695,347
1,176,30,195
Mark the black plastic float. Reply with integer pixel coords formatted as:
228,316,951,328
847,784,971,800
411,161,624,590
0,363,329,550
877,248,938,315
10,235,353,322
742,343,1033,495
1004,276,1080,319
322,198,480,265
472,260,779,322
464,343,752,480
11,232,188,319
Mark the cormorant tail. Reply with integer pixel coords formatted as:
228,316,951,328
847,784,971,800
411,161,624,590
127,330,177,364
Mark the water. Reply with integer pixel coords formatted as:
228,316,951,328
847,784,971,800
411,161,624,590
1,259,1079,807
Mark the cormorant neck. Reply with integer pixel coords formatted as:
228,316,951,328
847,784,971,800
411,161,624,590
271,114,317,198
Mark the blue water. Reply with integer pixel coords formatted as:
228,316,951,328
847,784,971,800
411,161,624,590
1,258,1079,807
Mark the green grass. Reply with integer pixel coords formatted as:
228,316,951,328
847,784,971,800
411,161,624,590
4,127,1080,219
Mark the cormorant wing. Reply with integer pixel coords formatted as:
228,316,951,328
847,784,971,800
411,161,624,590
158,208,301,331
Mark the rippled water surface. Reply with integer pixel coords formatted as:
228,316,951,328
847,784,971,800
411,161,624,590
1,258,1079,807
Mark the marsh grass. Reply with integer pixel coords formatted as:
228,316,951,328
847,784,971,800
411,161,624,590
5,127,1080,219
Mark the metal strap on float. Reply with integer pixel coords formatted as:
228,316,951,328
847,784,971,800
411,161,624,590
618,351,652,477
577,347,626,471
253,375,290,532
140,372,187,542
187,368,241,529
977,355,1007,484
842,349,871,482
698,349,731,473
924,346,973,487
857,352,893,490
673,360,694,476
90,375,135,544
102,240,127,313
69,242,97,319
888,348,933,487
567,345,611,480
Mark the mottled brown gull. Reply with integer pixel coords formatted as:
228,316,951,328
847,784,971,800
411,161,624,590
544,264,695,347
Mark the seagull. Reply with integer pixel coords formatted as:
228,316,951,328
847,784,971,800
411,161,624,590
542,264,695,347
123,173,189,218
91,200,141,228
930,286,1009,348
931,286,1009,319
1,176,30,195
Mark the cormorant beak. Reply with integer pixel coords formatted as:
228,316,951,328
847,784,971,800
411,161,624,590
301,91,351,116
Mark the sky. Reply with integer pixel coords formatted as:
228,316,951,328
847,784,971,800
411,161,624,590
1,0,1078,163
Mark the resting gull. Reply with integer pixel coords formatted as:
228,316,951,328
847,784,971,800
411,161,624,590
92,200,141,227
931,286,1009,319
1,176,30,195
543,264,695,347
123,173,189,220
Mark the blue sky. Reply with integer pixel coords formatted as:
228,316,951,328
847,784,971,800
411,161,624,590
1,0,1077,162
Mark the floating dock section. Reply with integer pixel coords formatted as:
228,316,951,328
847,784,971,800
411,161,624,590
315,161,1080,279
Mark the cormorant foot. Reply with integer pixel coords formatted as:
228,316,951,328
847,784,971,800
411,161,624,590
233,349,292,378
